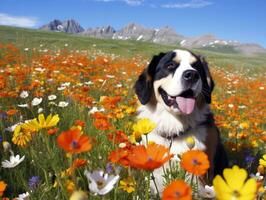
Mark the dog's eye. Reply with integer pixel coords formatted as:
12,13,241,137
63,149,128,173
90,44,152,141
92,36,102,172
166,63,177,70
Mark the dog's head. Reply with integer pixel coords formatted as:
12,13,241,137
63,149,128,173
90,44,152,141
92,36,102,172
135,49,214,115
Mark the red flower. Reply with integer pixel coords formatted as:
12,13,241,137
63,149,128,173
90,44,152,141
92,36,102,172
127,143,173,170
162,180,192,200
108,147,130,166
57,129,92,154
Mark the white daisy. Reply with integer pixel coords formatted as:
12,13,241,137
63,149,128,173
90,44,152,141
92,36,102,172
84,81,93,85
84,170,119,195
199,185,215,198
228,104,234,108
20,91,29,98
89,107,105,114
57,86,66,91
48,95,57,101
106,75,115,78
58,101,69,107
61,82,70,87
5,123,22,132
38,108,43,113
35,67,45,72
18,104,29,108
31,97,42,106
17,192,30,200
2,154,25,168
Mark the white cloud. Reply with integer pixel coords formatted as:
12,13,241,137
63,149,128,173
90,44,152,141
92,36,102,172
95,0,143,6
162,0,213,9
124,0,143,6
0,13,37,27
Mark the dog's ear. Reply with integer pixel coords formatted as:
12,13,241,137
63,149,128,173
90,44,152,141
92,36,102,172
199,56,214,104
134,53,166,105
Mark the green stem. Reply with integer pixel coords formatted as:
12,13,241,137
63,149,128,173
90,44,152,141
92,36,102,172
151,172,160,199
145,134,149,146
145,172,150,200
190,174,194,187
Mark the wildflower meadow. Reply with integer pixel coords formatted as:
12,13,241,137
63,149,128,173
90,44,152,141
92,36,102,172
0,31,266,200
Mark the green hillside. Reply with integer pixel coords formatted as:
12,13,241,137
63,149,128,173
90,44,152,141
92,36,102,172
0,25,265,74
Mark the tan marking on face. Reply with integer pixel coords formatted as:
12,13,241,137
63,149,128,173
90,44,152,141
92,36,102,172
153,75,173,102
146,74,152,82
173,49,197,64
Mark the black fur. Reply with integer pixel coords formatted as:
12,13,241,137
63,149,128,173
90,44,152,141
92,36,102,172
134,52,167,104
214,140,229,176
191,55,214,104
135,50,215,105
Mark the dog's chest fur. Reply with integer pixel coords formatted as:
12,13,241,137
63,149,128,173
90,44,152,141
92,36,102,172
138,103,211,154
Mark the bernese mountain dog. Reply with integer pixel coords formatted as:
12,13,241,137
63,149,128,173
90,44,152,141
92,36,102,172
134,49,228,194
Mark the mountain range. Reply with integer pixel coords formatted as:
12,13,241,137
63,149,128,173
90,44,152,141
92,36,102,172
40,19,266,56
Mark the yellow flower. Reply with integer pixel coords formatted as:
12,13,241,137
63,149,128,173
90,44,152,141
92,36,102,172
259,154,266,167
132,118,156,136
239,122,249,129
12,125,32,147
66,180,75,193
23,113,60,131
119,177,135,193
125,106,136,115
70,190,88,200
213,165,257,200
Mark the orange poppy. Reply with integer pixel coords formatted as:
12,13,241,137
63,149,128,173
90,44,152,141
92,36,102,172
57,129,92,154
127,143,173,170
66,158,87,175
92,112,108,120
108,147,130,166
75,120,85,127
47,128,59,135
0,181,7,197
108,130,129,144
162,180,192,200
93,119,113,131
180,150,210,176
72,158,87,168
6,109,17,116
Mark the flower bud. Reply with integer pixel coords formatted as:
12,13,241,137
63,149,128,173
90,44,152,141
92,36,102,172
185,136,195,149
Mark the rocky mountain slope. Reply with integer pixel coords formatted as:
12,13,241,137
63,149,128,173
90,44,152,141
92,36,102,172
40,20,266,55
40,19,84,34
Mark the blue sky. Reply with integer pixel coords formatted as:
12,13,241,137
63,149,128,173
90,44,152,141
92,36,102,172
0,0,265,47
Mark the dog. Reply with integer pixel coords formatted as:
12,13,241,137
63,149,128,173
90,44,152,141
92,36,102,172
134,49,228,194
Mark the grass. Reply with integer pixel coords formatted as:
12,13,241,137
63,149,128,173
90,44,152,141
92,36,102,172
1,25,266,74
0,25,265,199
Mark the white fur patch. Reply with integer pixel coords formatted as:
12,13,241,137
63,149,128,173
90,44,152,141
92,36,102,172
153,49,202,114
138,102,210,194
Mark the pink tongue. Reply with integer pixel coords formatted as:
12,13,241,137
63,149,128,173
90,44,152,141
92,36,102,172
176,97,195,114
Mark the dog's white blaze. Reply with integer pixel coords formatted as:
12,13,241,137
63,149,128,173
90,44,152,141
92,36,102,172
153,49,202,113
163,49,200,96
138,102,209,194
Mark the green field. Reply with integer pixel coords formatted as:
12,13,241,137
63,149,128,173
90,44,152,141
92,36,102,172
0,25,266,200
0,25,265,74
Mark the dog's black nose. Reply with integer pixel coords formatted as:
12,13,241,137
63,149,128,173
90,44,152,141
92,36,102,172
182,70,199,84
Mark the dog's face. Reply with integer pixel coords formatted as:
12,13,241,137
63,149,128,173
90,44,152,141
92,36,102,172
135,49,214,115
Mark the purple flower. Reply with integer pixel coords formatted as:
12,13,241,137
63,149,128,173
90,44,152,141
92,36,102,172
28,176,41,190
0,112,7,120
105,163,121,175
245,155,255,163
